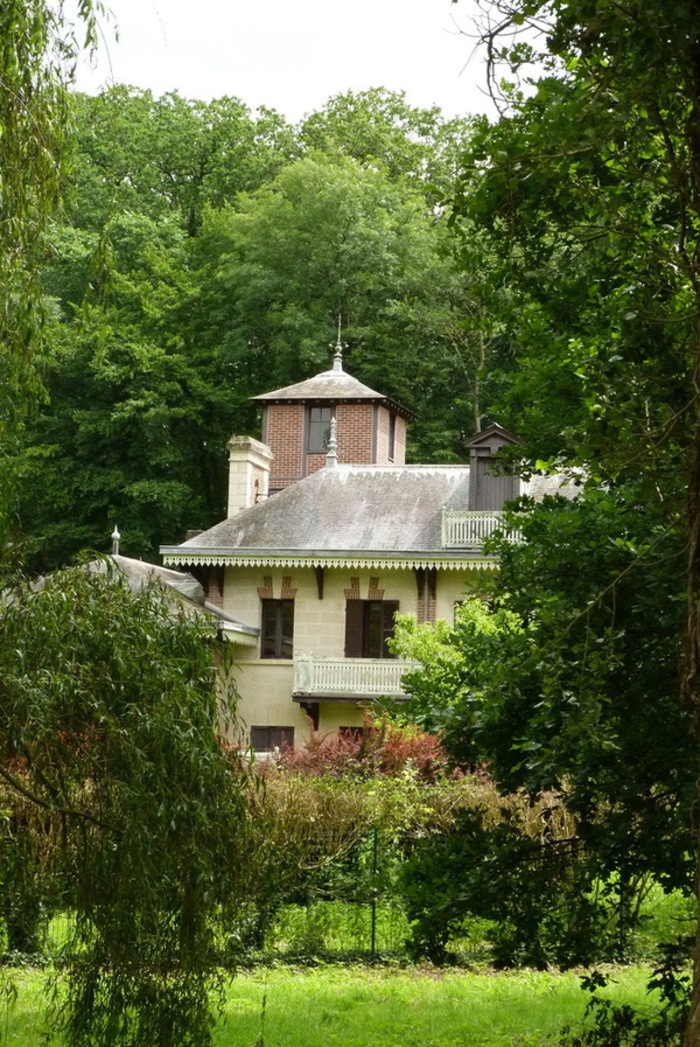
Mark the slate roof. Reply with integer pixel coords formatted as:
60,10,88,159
170,466,469,557
161,463,579,569
89,556,259,639
251,365,413,419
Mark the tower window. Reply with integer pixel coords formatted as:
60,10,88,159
307,406,333,454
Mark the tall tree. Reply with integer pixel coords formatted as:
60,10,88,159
67,87,299,235
0,0,98,564
447,0,700,1038
188,152,497,461
0,563,255,1047
300,87,476,204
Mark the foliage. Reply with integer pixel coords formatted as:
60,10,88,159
0,0,98,562
561,958,690,1047
261,714,451,782
186,152,474,453
66,87,300,235
299,87,476,204
395,488,695,965
21,212,224,569
0,562,256,1047
398,787,609,968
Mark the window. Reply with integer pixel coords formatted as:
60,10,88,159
388,413,396,461
344,600,399,658
307,406,333,454
250,726,294,752
261,599,294,658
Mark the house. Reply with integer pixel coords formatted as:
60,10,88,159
160,346,569,751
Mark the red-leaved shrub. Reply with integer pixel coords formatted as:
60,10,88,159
258,713,453,783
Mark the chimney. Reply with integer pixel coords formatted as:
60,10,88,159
226,436,273,516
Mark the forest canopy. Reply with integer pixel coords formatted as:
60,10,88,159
18,86,503,572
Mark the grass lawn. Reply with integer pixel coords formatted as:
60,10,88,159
0,964,661,1047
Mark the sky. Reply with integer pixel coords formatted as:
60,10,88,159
72,0,496,122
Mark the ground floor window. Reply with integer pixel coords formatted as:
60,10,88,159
250,726,294,752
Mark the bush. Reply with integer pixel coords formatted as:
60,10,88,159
258,713,452,782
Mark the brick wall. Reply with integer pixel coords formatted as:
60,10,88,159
394,416,407,465
265,404,305,489
375,407,407,465
336,404,374,463
264,401,402,482
306,454,326,475
376,406,390,463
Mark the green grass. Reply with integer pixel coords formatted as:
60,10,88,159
0,964,662,1047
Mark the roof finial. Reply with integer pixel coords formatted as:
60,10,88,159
111,525,120,556
332,315,344,372
325,417,338,468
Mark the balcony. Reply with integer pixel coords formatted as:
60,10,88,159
441,509,521,549
293,655,413,699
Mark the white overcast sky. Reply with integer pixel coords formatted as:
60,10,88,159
71,0,496,122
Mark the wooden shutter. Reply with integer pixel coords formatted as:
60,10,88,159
344,600,364,657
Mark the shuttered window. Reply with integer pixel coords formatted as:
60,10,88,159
344,600,399,658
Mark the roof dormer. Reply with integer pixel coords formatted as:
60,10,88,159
464,423,523,511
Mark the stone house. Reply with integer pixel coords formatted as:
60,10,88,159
160,348,565,751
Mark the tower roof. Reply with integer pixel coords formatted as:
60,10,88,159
251,361,414,419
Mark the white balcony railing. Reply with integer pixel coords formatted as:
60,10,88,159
293,655,413,698
441,509,521,549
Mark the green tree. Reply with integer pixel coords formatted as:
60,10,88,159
441,0,700,1030
0,0,98,561
20,211,227,569
188,152,494,459
395,490,694,967
67,87,299,235
0,562,254,1047
300,87,476,204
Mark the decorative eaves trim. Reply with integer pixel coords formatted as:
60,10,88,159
160,548,498,572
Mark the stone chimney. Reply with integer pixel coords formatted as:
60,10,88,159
226,436,273,517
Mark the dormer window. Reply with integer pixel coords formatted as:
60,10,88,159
307,406,333,454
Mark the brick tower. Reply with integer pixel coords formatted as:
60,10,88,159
251,343,413,493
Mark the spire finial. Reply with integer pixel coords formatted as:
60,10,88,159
325,417,338,468
111,525,120,556
332,315,344,372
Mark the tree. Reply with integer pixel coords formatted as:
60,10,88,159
0,562,256,1047
67,87,299,235
187,152,496,459
21,211,227,569
0,0,98,564
441,0,700,1035
396,490,694,964
300,87,476,204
